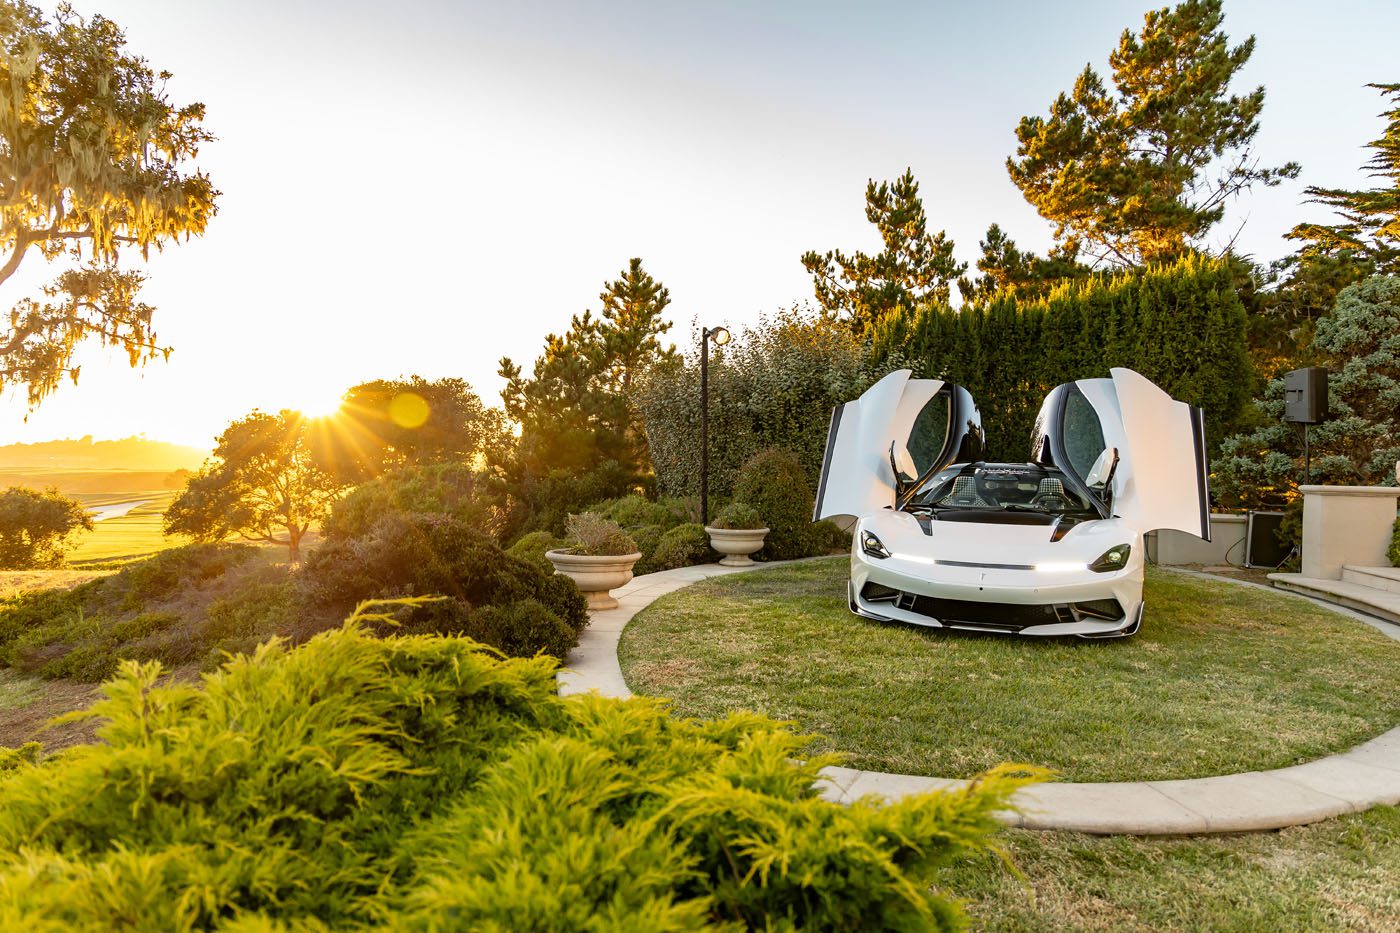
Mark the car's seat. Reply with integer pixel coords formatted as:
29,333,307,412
1030,477,1069,511
943,476,991,508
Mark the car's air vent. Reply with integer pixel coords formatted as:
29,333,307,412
1071,598,1123,621
864,592,1126,630
861,582,900,603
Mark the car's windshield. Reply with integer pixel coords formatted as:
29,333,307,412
908,462,1099,516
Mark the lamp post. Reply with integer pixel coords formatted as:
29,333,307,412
700,325,730,526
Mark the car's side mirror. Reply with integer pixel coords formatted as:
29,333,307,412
889,441,919,498
1086,446,1119,491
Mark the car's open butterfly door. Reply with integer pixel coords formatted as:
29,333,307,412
1035,368,1210,540
813,370,983,523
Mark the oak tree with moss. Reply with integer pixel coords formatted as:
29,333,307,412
0,1,217,405
1008,0,1297,267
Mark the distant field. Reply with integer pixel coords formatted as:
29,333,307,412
0,469,189,567
0,468,188,495
67,490,186,566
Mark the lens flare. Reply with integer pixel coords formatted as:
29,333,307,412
389,391,430,428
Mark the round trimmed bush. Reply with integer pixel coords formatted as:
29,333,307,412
504,530,562,573
651,523,711,571
594,494,692,530
732,448,819,560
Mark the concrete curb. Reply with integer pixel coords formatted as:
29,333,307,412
556,559,1400,835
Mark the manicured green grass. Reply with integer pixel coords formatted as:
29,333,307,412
946,804,1400,931
618,557,1400,782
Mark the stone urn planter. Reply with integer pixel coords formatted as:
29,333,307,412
546,549,642,610
704,526,770,567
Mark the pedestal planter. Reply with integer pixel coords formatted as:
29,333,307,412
704,527,770,567
546,550,642,610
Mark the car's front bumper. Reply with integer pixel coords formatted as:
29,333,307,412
849,546,1145,638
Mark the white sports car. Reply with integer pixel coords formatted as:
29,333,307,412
814,368,1211,638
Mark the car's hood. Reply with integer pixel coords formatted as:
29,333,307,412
860,509,1139,568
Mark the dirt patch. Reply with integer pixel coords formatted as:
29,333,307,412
0,676,102,752
0,663,202,754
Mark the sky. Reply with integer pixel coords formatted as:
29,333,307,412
2,0,1397,451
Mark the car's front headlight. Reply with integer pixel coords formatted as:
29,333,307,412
860,529,891,560
1089,544,1131,573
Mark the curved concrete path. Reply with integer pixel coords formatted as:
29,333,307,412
557,560,1400,835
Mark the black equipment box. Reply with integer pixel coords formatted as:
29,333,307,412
1245,511,1290,569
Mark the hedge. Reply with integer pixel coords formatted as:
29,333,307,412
870,255,1254,461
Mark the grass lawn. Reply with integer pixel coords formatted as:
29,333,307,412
618,557,1400,782
946,804,1400,931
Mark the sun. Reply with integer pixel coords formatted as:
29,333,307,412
290,385,346,419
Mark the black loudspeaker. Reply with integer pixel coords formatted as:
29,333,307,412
1283,367,1328,424
1245,511,1290,569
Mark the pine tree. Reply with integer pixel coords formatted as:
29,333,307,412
496,259,676,531
957,223,1090,302
1007,0,1298,266
1287,83,1400,273
801,169,965,334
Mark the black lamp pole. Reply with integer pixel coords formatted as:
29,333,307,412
700,325,729,526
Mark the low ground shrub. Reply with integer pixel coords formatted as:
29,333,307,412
1391,518,1400,567
594,494,694,529
305,512,587,657
650,522,711,571
0,543,309,682
0,618,1034,928
733,448,820,560
631,524,669,574
588,494,697,573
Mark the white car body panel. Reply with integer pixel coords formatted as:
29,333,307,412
822,367,1209,638
813,369,943,523
1102,367,1211,540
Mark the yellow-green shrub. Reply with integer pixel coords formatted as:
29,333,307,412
0,611,1037,930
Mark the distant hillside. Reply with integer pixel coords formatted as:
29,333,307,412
0,436,208,473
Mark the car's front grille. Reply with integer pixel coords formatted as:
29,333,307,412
905,594,1061,631
859,583,1124,631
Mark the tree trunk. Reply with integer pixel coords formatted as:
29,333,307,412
286,526,302,567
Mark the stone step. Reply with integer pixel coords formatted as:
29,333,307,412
1342,565,1400,595
1268,573,1400,627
